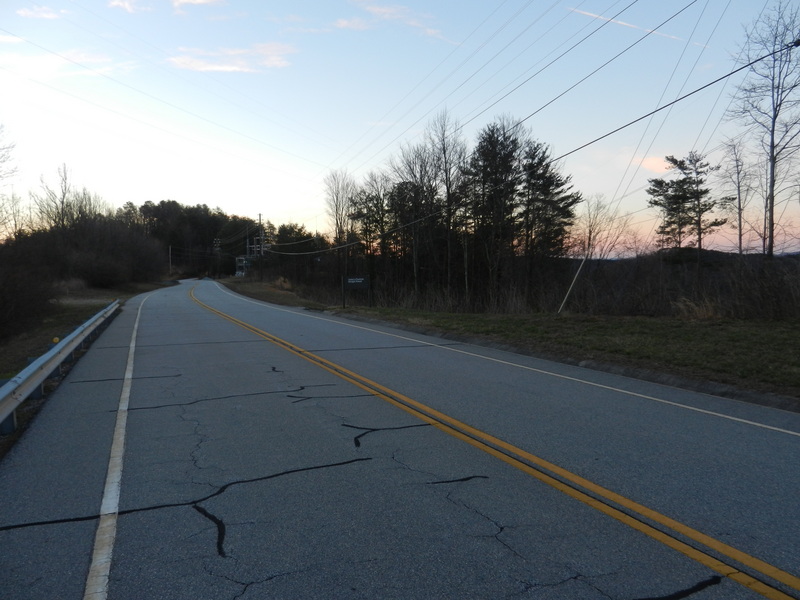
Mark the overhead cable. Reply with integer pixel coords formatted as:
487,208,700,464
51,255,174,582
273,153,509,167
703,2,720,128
298,38,800,257
515,1,700,128
550,38,800,164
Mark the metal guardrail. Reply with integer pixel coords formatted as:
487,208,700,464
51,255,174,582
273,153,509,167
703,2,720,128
0,299,120,433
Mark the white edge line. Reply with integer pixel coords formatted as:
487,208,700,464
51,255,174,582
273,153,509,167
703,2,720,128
210,282,800,438
83,295,149,600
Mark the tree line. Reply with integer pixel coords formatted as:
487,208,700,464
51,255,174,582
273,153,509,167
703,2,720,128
2,1,800,334
324,113,585,311
318,109,798,317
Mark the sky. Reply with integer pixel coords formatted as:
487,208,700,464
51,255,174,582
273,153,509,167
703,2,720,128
0,0,797,251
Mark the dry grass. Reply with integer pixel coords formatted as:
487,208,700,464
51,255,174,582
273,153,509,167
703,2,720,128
221,277,327,310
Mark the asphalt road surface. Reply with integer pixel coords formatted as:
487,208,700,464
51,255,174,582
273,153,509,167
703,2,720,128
1,279,798,600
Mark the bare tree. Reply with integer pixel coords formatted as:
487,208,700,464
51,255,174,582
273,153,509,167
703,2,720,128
0,192,30,241
323,169,357,245
32,163,73,231
324,168,358,289
0,125,15,183
390,140,437,198
355,168,392,256
32,164,111,230
0,193,15,241
389,141,438,295
0,125,20,240
717,138,755,254
729,0,800,256
572,194,632,260
426,109,467,293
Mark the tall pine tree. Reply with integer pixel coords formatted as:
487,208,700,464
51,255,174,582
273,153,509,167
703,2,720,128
647,152,726,251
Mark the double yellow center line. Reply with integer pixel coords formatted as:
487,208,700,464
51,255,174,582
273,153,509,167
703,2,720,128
191,288,799,600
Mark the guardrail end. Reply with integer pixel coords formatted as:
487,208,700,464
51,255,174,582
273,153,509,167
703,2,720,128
0,410,17,435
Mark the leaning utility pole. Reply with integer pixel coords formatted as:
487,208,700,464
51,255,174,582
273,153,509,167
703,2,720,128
258,213,267,281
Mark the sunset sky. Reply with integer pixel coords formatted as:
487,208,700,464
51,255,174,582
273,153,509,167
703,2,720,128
1,1,797,251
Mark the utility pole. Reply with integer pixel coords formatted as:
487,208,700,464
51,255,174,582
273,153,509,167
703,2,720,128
259,214,264,257
258,213,264,281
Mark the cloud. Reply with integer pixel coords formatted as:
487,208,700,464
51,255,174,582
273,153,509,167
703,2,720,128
570,9,683,42
361,4,408,20
16,5,64,19
640,156,670,173
108,0,150,13
172,0,225,14
335,18,370,31
266,13,304,25
173,0,225,6
169,43,296,72
169,55,251,73
265,13,330,34
252,43,296,68
0,49,126,82
348,1,447,40
0,35,23,44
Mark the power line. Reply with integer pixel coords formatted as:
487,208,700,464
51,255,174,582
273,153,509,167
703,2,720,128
304,39,800,258
516,1,699,129
0,27,329,169
349,0,643,175
609,0,719,209
550,38,800,165
322,0,516,173
340,0,544,174
454,0,596,123
459,0,645,132
695,0,773,155
63,0,337,149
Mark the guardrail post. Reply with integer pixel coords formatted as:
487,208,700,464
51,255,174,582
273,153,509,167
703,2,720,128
0,411,16,435
30,382,44,400
0,379,14,434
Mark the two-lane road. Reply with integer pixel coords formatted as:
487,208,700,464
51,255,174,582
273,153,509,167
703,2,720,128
1,279,798,599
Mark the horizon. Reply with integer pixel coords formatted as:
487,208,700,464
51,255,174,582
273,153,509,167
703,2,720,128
1,0,799,253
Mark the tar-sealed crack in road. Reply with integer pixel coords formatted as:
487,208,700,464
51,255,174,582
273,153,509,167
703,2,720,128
125,385,327,411
633,575,723,599
0,458,372,561
341,422,431,447
287,389,372,404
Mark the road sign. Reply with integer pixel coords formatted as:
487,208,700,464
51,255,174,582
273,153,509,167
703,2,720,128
345,276,370,290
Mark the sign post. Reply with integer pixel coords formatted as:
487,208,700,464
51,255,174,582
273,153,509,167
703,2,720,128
342,275,370,308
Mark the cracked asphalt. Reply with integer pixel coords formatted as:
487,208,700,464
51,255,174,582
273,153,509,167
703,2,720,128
0,279,798,599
